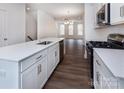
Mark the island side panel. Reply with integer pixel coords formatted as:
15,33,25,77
0,60,19,89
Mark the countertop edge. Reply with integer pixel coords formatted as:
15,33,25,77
0,38,64,62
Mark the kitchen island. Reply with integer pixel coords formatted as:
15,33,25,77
0,38,64,89
94,48,124,89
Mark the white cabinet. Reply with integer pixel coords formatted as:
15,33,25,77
111,3,124,25
47,43,59,78
21,50,47,89
0,40,62,89
36,57,47,89
47,49,56,78
55,43,60,66
94,51,118,89
94,59,102,88
21,62,37,89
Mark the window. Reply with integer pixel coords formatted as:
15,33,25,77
59,24,65,35
68,24,73,35
78,24,83,35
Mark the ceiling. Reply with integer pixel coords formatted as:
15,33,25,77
26,3,84,20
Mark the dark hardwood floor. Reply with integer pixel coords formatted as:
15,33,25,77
43,39,92,89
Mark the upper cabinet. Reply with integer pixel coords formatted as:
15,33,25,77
111,3,124,25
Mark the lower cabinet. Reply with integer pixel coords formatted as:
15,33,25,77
55,43,60,66
0,42,62,89
94,51,118,89
21,55,47,89
21,42,60,89
47,50,56,77
94,62,102,89
36,57,47,89
47,43,60,78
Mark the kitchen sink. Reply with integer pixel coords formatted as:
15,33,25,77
37,41,53,45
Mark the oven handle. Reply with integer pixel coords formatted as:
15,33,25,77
86,47,92,55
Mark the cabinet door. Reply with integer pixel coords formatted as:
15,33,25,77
21,63,37,89
21,57,47,89
94,53,102,89
36,57,47,88
47,50,56,77
55,44,60,66
102,75,111,89
94,64,102,89
111,3,124,25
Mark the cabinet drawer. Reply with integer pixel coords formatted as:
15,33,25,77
94,52,104,69
48,43,59,52
20,50,47,72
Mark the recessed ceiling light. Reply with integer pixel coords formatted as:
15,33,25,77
26,7,30,10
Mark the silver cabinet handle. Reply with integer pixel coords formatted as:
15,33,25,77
120,5,124,17
55,51,57,56
4,38,7,41
96,60,101,66
37,64,42,75
36,55,42,60
37,65,40,75
96,72,100,84
39,64,42,73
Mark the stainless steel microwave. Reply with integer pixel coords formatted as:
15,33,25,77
97,3,110,25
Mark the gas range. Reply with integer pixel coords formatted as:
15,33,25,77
87,41,124,49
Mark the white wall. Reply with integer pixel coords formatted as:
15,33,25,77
37,10,57,39
84,4,95,41
94,25,124,41
84,4,124,41
26,9,37,41
0,4,26,45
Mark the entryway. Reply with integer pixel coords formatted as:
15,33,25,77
58,22,83,39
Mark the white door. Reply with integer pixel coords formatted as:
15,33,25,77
0,10,8,47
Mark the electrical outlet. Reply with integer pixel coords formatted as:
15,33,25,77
0,69,6,79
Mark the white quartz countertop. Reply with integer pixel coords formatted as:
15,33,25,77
0,38,64,62
94,48,124,78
